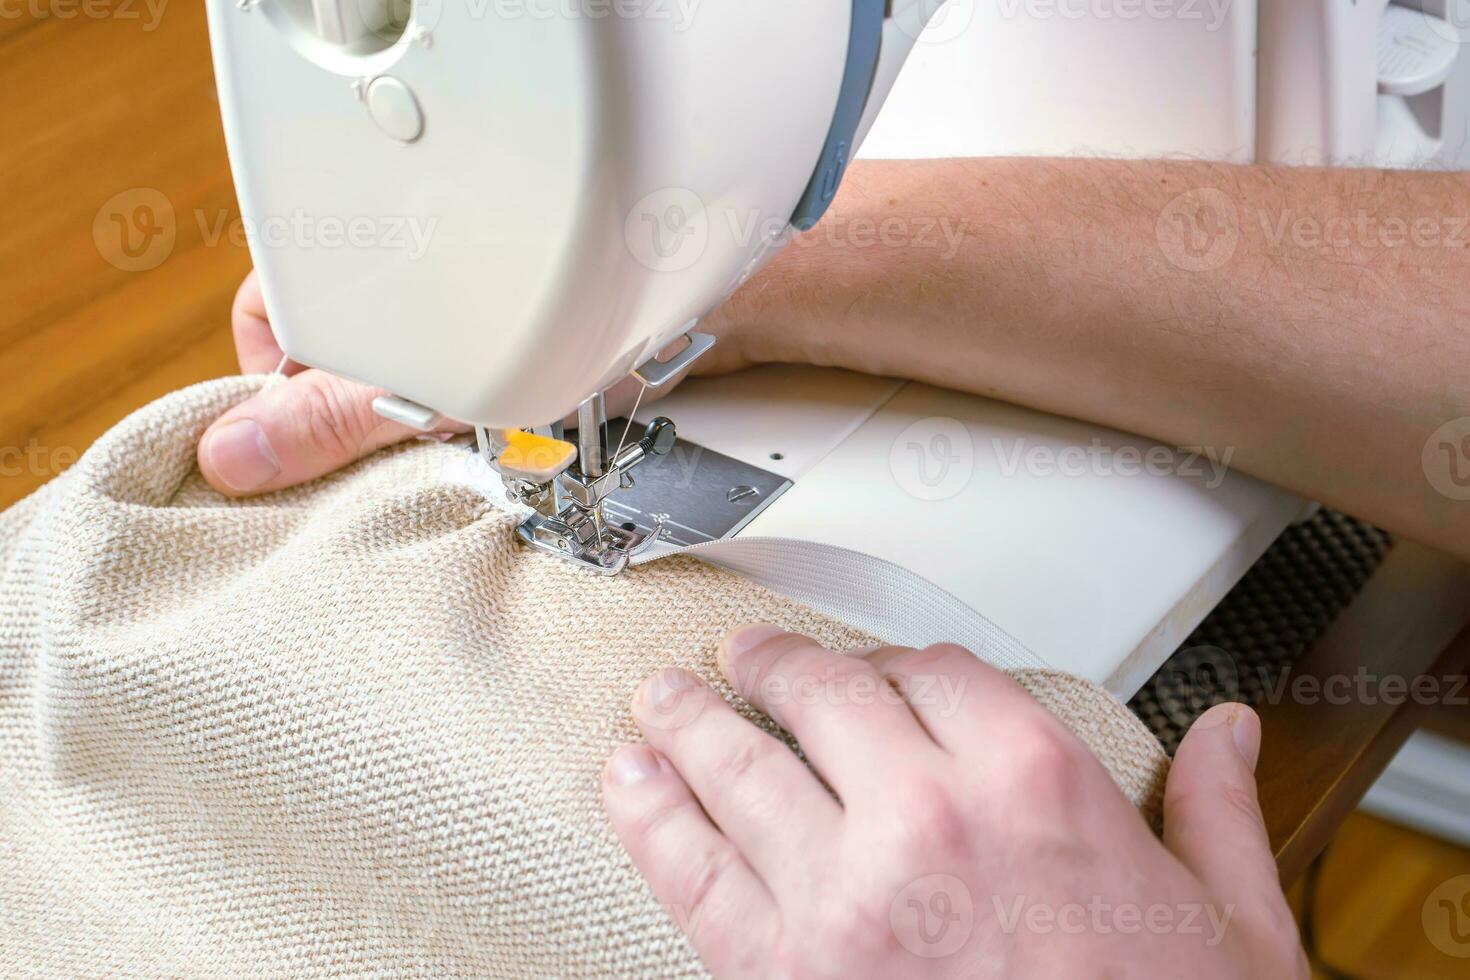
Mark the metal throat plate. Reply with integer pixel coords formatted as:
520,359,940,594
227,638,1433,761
570,419,792,547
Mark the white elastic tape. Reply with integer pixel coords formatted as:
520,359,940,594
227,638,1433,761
633,537,1047,672
443,451,1046,671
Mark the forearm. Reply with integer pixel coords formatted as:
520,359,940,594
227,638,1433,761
715,158,1470,560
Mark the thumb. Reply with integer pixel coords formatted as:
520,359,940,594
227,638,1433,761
197,369,465,496
1163,703,1281,912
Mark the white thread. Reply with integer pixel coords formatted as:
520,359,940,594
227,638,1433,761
611,383,649,463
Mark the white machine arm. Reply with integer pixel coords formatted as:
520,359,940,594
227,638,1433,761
206,0,946,430
206,0,947,572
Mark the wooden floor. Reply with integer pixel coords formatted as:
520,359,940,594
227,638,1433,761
0,6,246,510
7,9,1470,979
1295,813,1470,979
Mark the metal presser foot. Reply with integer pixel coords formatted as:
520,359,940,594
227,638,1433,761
476,397,679,575
476,330,715,574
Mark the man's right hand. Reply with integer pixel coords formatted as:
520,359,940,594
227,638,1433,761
604,627,1310,979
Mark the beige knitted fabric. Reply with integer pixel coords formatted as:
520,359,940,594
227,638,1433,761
0,377,1169,977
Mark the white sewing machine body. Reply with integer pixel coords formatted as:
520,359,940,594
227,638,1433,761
206,1,1470,694
205,0,936,429
867,0,1470,169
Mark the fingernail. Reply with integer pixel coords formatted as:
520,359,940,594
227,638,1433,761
1230,709,1262,772
719,624,787,668
607,744,662,786
641,668,701,709
1199,703,1261,772
203,419,280,492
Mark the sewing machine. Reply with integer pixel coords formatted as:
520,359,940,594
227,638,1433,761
204,0,1463,694
204,0,940,576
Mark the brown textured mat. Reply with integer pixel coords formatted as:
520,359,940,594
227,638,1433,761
1129,509,1394,755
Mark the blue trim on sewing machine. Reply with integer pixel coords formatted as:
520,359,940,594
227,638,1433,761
788,0,887,231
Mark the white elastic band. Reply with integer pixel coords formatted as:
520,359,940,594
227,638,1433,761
443,451,1046,671
633,537,1047,672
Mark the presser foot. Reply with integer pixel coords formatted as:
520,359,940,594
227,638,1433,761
485,412,679,575
480,331,718,574
514,507,664,575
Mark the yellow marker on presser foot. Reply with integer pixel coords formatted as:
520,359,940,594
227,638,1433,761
494,429,578,483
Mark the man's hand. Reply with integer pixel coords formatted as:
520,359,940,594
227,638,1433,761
603,626,1308,979
199,270,767,496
